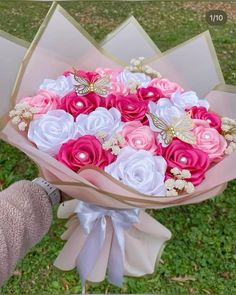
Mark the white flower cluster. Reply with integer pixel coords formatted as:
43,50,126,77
221,117,236,155
126,57,161,79
9,103,37,131
165,167,194,196
101,133,125,155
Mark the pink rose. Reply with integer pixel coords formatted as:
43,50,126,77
96,67,129,95
162,138,210,185
188,106,222,132
108,94,148,124
192,119,227,162
58,91,104,119
21,90,60,117
56,135,115,172
137,86,163,102
121,121,162,154
148,78,184,98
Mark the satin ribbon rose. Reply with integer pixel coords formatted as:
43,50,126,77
148,99,184,125
162,138,210,185
188,106,222,132
118,69,151,88
21,90,60,117
105,146,167,196
192,119,227,162
121,121,162,154
39,75,74,98
76,107,123,138
64,69,100,82
171,91,209,110
148,78,183,98
56,135,116,172
96,67,128,95
108,94,148,124
28,110,78,156
58,91,103,119
137,86,163,103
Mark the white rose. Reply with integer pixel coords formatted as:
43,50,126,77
148,98,184,125
28,110,78,156
39,75,74,98
105,146,167,196
171,91,209,110
118,69,151,87
147,99,184,147
76,107,123,138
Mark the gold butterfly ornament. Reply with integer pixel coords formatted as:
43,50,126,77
146,112,197,146
73,71,110,97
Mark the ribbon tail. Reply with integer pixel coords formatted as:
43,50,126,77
76,218,106,287
107,224,125,287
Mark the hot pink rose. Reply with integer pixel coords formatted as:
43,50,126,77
188,106,222,132
56,135,115,172
148,78,184,98
108,94,148,124
58,91,103,119
63,69,99,82
192,119,227,162
162,138,210,185
137,86,163,102
21,90,60,117
121,121,162,154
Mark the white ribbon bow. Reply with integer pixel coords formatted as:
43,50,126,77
75,201,140,288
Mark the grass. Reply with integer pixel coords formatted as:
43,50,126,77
0,1,236,294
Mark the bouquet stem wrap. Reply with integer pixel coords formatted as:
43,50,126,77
54,200,172,285
75,201,140,287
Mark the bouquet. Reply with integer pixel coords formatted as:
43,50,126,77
1,3,236,290
8,60,236,198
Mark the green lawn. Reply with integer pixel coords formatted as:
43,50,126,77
0,1,236,294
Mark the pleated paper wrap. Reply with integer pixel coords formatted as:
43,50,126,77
0,2,236,286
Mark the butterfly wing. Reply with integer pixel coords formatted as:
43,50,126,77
174,112,194,130
74,75,90,95
94,75,110,96
174,113,196,144
160,129,173,145
147,112,174,145
147,112,169,131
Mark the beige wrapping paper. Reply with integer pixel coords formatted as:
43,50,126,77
146,31,225,98
0,2,235,285
0,31,28,118
100,16,161,63
54,200,171,282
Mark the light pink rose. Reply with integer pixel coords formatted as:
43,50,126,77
148,78,184,98
21,90,60,117
96,67,129,95
121,121,162,154
193,119,227,162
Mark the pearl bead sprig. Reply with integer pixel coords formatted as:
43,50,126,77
96,132,125,156
126,57,161,79
165,167,195,196
221,117,236,155
9,103,37,131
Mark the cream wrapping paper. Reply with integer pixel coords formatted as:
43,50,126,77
54,200,171,282
100,16,161,62
145,31,225,98
0,2,236,286
0,31,28,118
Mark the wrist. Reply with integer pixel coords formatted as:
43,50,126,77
32,177,61,206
